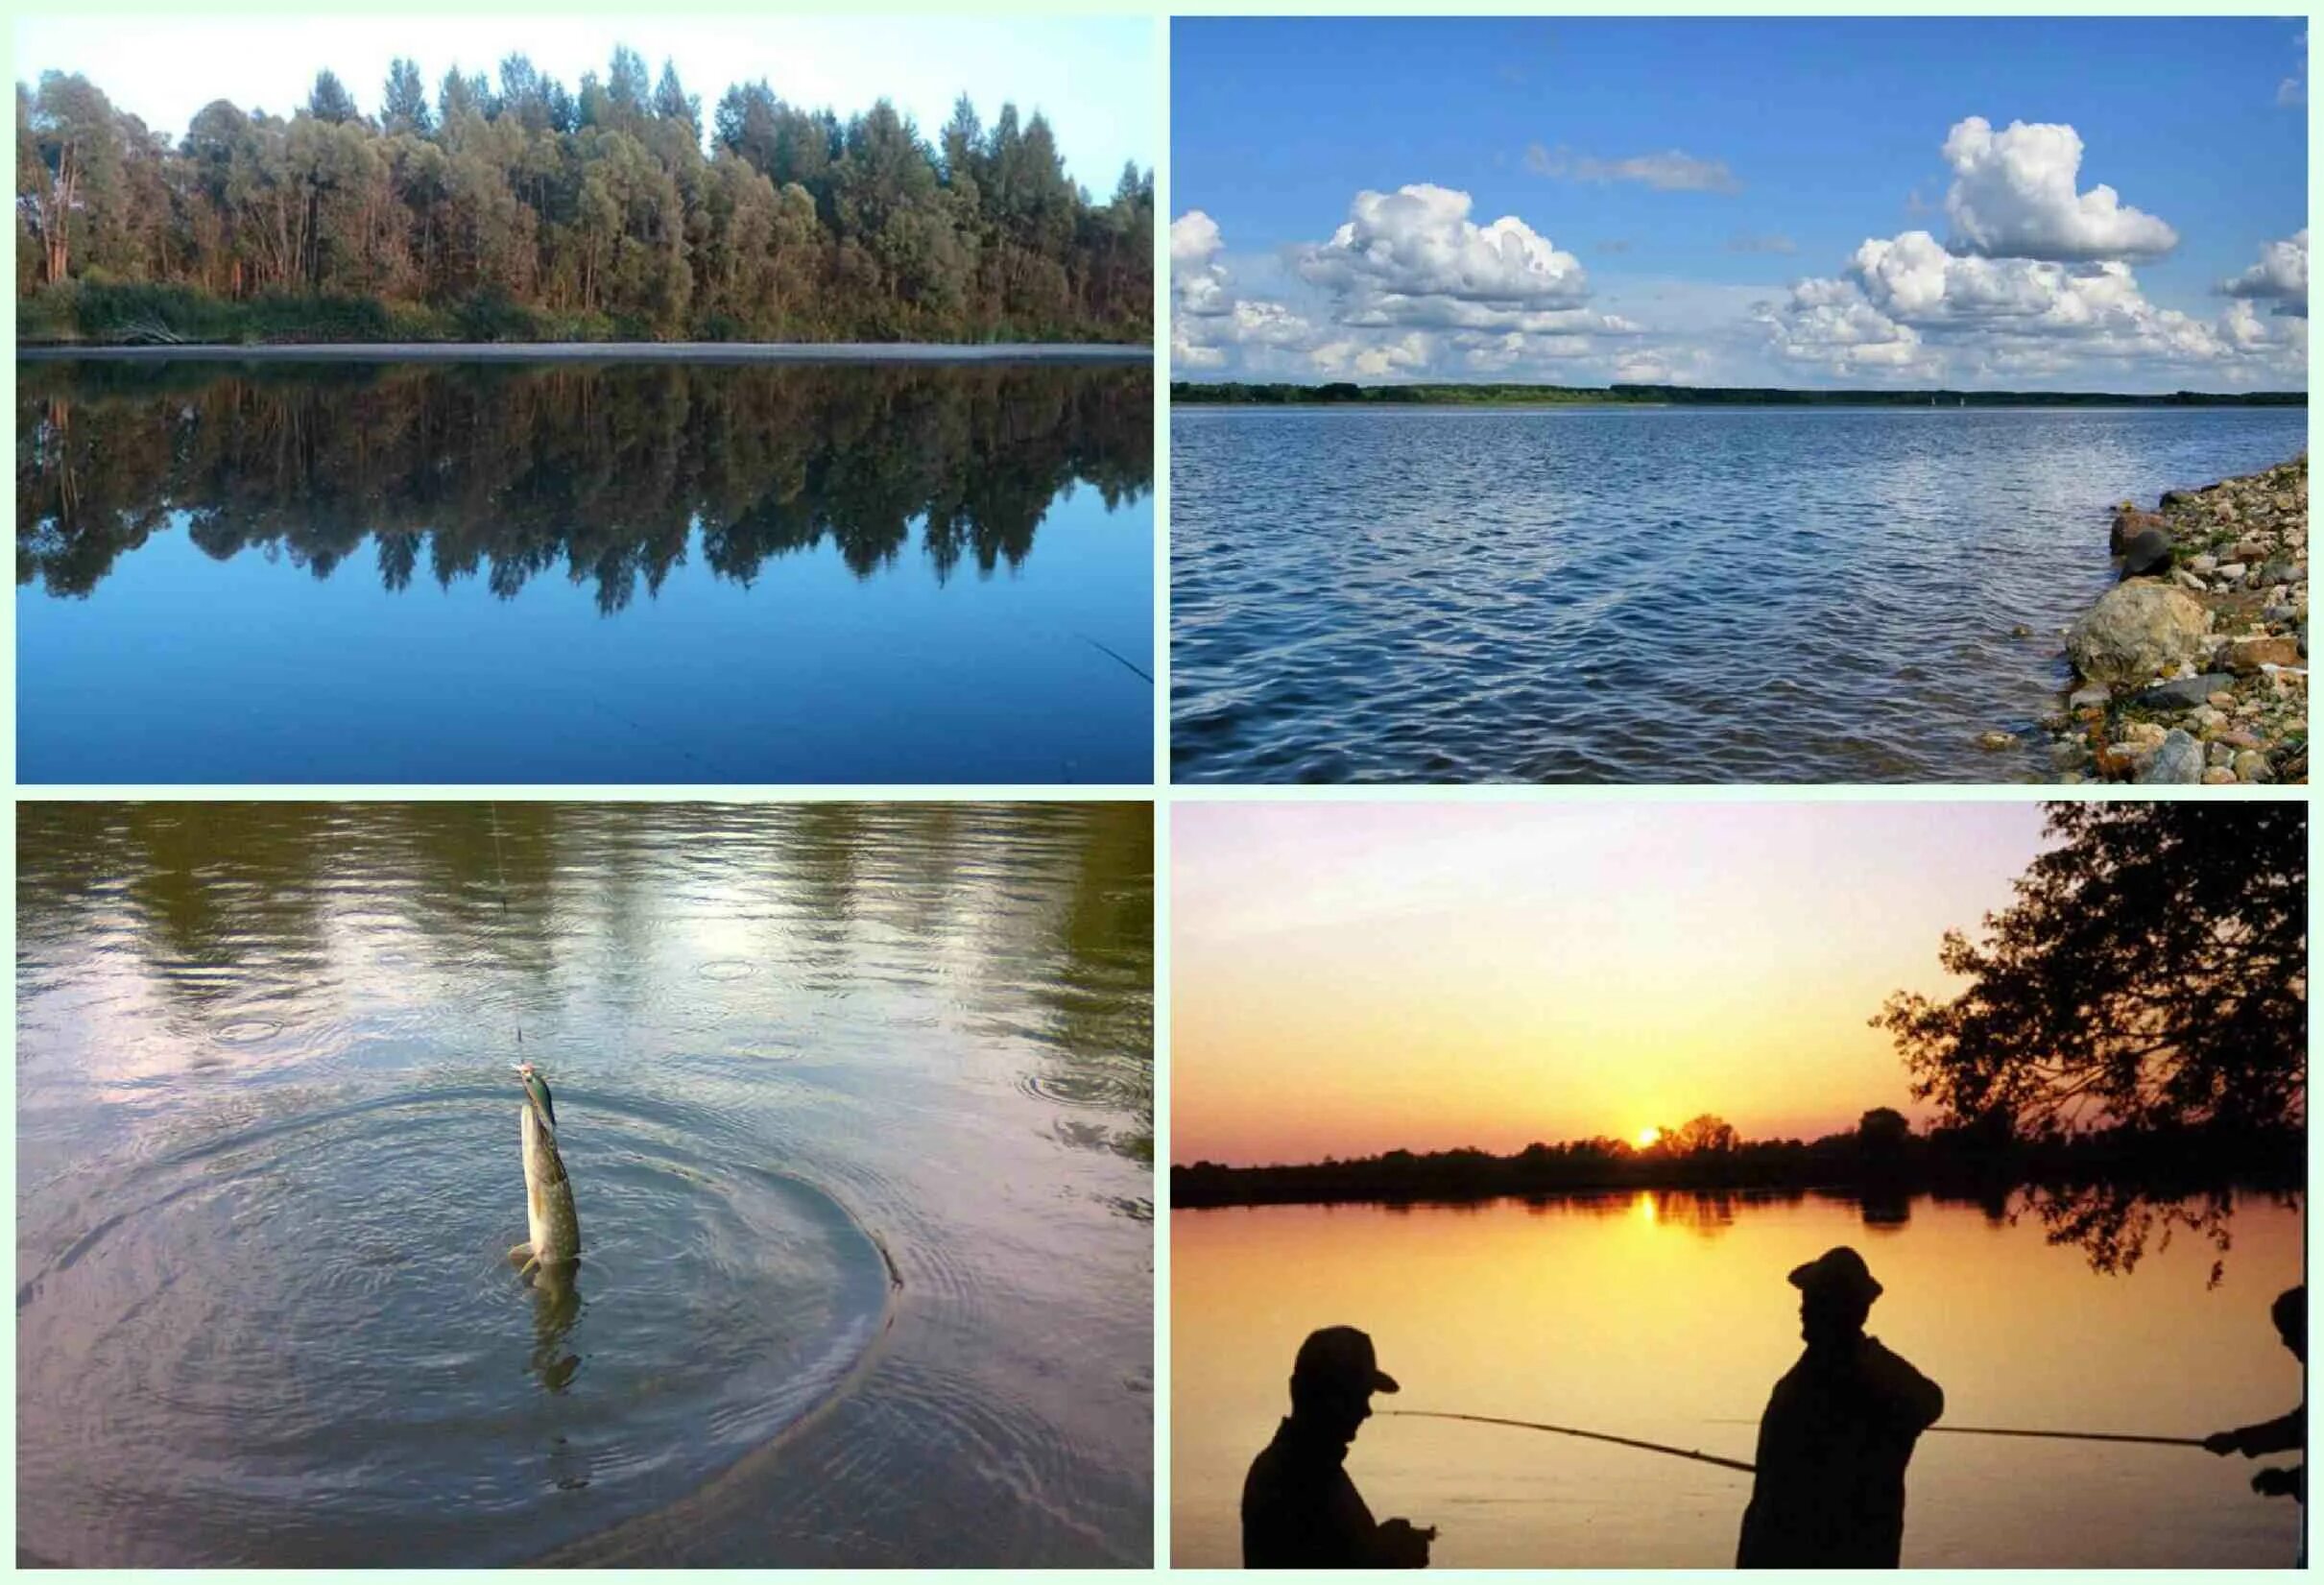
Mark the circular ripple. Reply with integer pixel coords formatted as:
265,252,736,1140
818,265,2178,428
16,1085,892,1567
694,960,757,983
1016,1069,1146,1111
211,1019,283,1046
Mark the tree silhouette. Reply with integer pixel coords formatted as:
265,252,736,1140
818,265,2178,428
1875,801,2305,1276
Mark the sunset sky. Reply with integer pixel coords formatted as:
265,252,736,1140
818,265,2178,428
1171,801,2048,1166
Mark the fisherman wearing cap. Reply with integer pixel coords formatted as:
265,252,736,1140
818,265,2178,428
1736,1246,1945,1568
1241,1326,1435,1568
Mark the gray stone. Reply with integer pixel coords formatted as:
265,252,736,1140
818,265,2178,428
2133,729,2204,784
2068,684,2112,710
2133,673,2238,711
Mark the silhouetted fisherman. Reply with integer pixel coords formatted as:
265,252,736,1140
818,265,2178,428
1737,1246,1944,1569
2206,1285,2305,1559
1242,1326,1435,1568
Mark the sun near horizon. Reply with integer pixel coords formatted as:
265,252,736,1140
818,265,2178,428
1171,803,2051,1168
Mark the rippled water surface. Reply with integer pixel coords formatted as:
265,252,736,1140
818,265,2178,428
18,359,1153,783
1171,406,2307,782
17,803,1153,1566
1174,1192,2304,1567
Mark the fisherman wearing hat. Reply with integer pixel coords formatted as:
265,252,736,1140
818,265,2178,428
1241,1326,1436,1568
1736,1246,1945,1568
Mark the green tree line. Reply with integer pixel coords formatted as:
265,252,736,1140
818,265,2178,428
1171,381,2303,406
16,50,1153,344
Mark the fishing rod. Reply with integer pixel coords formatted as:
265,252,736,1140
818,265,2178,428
1929,1425,2205,1450
1706,1417,2205,1450
1384,1410,1756,1474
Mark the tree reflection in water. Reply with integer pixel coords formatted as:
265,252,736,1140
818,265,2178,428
18,359,1151,612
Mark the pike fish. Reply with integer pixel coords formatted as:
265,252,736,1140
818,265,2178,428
509,1061,581,1280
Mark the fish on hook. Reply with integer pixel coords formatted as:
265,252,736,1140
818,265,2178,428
509,1061,581,1281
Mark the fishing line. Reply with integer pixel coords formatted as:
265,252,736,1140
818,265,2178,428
488,801,521,1053
1073,631,1154,684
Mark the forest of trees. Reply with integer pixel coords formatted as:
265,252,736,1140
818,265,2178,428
16,51,1153,344
19,360,1150,607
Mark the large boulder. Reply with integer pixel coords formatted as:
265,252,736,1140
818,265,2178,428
2110,506,2166,553
2119,527,2173,577
2067,581,2213,685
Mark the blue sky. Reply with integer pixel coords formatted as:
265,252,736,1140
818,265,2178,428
16,16,1156,194
1172,18,2307,390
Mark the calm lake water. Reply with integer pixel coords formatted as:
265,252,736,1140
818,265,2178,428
18,359,1153,784
17,803,1153,1566
1173,1192,2304,1568
1171,406,2308,782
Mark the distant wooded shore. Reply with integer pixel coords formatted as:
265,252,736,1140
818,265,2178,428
1171,1119,2304,1209
1172,380,2304,408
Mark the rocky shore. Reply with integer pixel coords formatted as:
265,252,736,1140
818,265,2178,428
2038,455,2308,784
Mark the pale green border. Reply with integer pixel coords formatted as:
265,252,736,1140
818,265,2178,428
7,1,2319,1577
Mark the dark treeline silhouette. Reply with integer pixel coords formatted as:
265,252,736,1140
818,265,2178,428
17,51,1152,344
1881,802,2304,1277
1171,1111,2303,1211
18,359,1150,610
1173,381,2304,407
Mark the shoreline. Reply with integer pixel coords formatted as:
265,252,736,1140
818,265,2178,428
2040,455,2308,783
15,341,1152,365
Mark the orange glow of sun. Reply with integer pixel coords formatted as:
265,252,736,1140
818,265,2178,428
1635,1126,1662,1148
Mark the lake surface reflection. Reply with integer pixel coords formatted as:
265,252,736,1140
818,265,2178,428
18,359,1153,783
18,802,1153,1566
1172,1191,2303,1568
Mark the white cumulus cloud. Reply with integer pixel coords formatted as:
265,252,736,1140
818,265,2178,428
1169,209,1232,319
1941,116,2177,262
1296,183,1590,309
2220,228,2308,314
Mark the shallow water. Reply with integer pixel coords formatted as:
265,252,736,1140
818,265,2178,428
1173,1192,2304,1568
1170,405,2307,782
17,803,1154,1566
17,359,1153,783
